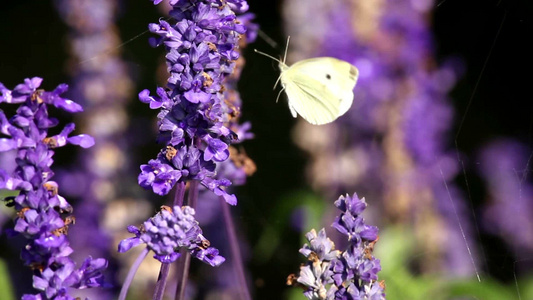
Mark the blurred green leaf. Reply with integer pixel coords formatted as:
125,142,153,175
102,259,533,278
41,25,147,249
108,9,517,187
285,286,306,300
1,189,17,217
444,278,515,299
0,258,15,300
253,190,325,262
375,226,440,300
0,189,18,198
373,226,530,300
518,275,533,299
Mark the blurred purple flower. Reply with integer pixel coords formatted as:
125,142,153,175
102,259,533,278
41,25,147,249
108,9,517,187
53,1,138,299
479,140,533,256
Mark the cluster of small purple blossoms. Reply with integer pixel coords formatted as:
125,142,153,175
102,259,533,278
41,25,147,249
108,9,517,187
118,205,224,266
137,0,253,206
0,77,107,299
288,193,385,300
118,0,253,298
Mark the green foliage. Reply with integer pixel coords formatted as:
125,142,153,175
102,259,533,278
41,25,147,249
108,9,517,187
253,190,325,262
375,226,529,300
375,226,438,300
0,258,15,300
286,287,306,300
0,189,18,198
1,189,17,217
517,276,533,299
1,190,16,300
445,278,515,299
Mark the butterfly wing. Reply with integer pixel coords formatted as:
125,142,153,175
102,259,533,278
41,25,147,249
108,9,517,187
283,79,339,125
281,57,359,125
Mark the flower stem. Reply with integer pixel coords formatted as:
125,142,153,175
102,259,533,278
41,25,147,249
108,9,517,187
119,247,150,300
153,263,171,300
220,196,251,300
173,180,199,299
173,182,186,207
187,180,199,208
174,248,191,300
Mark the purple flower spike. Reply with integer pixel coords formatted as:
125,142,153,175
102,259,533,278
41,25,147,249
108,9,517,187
0,78,107,299
123,2,256,299
288,193,385,300
138,0,256,206
334,193,367,216
119,206,224,265
332,194,379,244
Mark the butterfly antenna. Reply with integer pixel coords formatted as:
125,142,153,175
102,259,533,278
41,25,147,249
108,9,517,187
275,87,286,103
273,74,283,90
253,49,282,64
282,36,290,65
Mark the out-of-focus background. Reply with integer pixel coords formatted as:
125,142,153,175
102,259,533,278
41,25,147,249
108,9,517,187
1,0,533,299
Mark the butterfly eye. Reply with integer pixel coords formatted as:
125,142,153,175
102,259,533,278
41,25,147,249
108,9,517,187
326,74,332,80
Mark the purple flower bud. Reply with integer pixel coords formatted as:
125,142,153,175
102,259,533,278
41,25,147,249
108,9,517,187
332,194,379,244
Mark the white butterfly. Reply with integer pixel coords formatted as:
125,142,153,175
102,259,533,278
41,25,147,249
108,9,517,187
255,38,359,125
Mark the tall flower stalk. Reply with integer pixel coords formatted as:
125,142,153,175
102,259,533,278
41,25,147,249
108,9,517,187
118,1,254,299
0,77,107,299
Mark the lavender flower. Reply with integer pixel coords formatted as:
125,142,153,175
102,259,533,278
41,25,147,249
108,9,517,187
118,205,224,266
288,193,385,300
291,229,338,299
479,140,533,257
137,0,252,206
0,77,107,299
119,1,254,299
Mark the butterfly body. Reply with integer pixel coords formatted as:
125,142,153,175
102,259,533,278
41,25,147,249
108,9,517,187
278,57,358,125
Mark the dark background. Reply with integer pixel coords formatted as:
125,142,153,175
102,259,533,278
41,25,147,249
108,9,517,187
1,0,533,299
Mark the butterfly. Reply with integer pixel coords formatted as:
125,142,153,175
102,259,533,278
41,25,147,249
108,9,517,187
255,38,359,125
